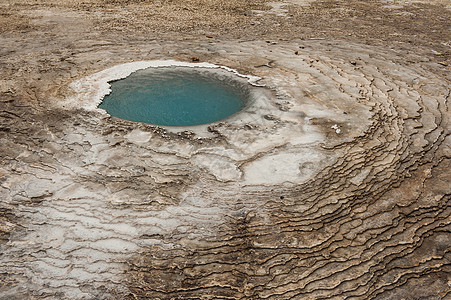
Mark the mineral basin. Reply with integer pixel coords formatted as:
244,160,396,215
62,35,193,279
99,66,255,126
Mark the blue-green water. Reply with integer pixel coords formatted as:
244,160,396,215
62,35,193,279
99,67,249,126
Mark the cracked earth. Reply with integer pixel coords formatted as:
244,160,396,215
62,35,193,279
0,0,450,299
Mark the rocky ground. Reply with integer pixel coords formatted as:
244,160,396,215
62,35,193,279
0,0,450,299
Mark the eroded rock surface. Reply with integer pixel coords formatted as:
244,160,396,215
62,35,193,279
0,0,450,299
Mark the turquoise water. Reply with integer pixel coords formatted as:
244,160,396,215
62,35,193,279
99,67,249,126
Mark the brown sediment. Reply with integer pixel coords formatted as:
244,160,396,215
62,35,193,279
0,0,450,299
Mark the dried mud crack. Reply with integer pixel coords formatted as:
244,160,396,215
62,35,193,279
1,0,450,299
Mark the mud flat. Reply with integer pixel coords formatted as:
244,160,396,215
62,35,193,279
0,0,450,299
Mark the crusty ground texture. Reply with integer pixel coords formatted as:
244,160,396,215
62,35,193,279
0,0,450,299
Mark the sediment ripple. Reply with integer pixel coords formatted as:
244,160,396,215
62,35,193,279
1,39,450,299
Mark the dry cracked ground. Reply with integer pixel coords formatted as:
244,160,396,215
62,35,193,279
1,0,451,299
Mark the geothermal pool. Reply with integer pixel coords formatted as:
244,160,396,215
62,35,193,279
99,67,252,126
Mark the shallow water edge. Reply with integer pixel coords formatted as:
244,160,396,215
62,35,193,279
65,60,263,112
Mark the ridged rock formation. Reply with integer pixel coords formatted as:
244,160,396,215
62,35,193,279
1,38,450,299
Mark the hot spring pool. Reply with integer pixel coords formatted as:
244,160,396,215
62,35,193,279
99,66,252,126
